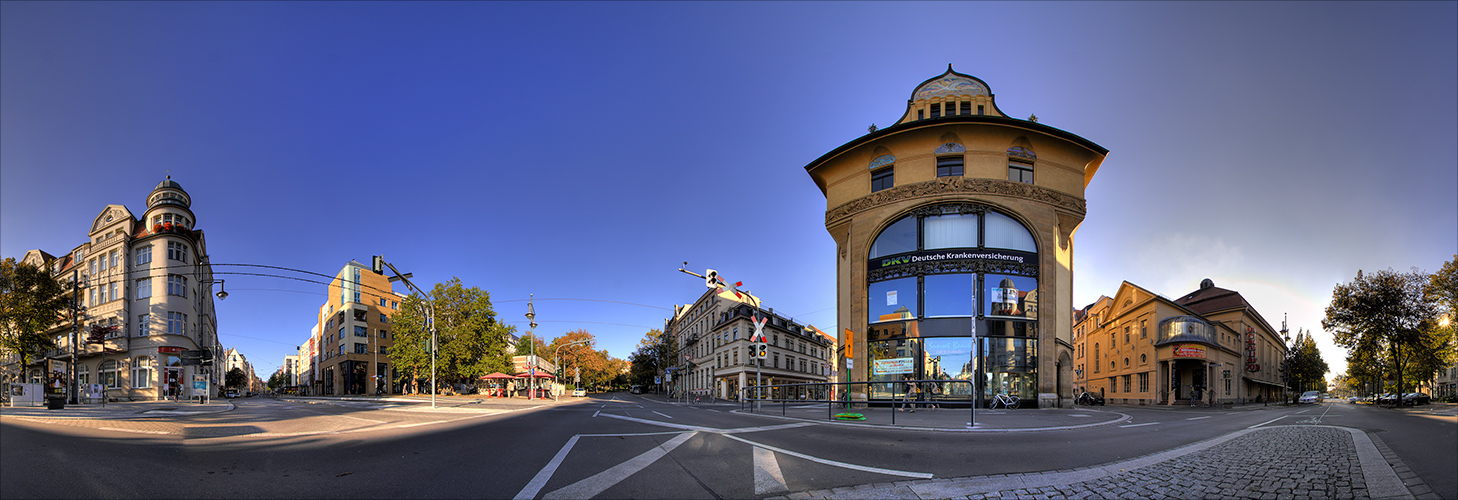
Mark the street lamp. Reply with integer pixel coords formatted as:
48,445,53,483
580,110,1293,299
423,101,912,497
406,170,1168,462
550,339,591,401
526,295,538,401
378,259,436,408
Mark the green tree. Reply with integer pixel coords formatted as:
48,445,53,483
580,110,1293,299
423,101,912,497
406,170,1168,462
628,329,667,388
225,367,246,389
515,334,547,360
1284,329,1330,394
1323,268,1437,405
0,258,70,378
389,277,515,393
266,370,285,391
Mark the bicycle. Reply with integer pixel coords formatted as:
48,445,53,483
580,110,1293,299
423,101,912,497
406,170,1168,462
989,392,1019,409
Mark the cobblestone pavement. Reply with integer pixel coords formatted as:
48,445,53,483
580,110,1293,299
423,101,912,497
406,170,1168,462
773,426,1417,500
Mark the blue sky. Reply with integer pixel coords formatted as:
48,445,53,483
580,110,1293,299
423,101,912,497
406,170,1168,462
3,2,1454,380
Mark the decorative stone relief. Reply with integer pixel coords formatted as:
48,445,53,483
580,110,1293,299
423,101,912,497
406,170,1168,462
869,155,895,170
914,75,988,100
825,177,1086,225
933,143,966,154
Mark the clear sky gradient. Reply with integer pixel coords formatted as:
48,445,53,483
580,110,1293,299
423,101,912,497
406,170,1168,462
4,2,1454,380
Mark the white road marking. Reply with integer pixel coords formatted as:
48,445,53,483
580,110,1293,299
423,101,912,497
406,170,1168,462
1119,422,1158,428
723,433,932,479
514,435,581,500
705,409,721,413
1248,415,1288,429
753,446,789,495
542,432,697,500
592,410,600,418
1186,416,1211,420
652,411,674,419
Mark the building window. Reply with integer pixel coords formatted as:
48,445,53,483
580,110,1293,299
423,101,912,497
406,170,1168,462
930,102,942,118
1123,375,1131,393
132,357,153,389
917,110,924,120
338,327,344,340
379,298,387,307
1140,354,1147,364
355,343,367,354
100,360,121,389
167,312,187,335
1109,376,1117,394
354,326,367,337
380,346,389,355
1008,161,1034,184
136,245,152,266
109,282,119,302
960,102,971,115
1141,320,1147,339
870,167,894,193
380,330,389,339
167,275,187,297
137,278,151,299
936,156,964,177
167,242,188,263
1137,372,1148,392
89,259,98,275
138,314,150,336
1124,357,1130,368
977,104,984,115
1124,327,1131,345
1093,343,1100,372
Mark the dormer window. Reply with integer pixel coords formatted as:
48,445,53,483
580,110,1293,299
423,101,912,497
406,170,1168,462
960,102,971,116
930,103,942,119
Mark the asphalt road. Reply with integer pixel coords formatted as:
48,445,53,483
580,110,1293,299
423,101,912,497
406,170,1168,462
1,395,1453,499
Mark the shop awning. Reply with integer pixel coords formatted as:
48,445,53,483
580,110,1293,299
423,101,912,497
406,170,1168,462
1242,376,1286,388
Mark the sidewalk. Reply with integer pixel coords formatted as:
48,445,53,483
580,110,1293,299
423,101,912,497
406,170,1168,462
0,398,235,419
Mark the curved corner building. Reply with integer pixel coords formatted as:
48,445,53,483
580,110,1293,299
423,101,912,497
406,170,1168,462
803,66,1108,408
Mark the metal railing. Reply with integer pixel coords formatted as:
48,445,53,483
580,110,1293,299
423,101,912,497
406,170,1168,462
738,379,983,426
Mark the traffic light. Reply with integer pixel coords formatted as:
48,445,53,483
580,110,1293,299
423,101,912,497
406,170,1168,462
756,342,767,359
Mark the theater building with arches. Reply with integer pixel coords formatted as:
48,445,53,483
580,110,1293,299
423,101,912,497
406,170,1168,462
803,66,1108,407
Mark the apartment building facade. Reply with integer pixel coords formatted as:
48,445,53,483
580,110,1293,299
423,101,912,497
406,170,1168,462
13,177,222,401
666,287,832,401
309,260,404,396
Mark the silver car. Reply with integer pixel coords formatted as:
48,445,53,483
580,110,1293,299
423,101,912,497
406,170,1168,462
1297,391,1322,404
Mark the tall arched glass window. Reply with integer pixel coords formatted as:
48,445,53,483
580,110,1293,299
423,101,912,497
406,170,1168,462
865,203,1040,405
869,216,917,258
984,211,1036,252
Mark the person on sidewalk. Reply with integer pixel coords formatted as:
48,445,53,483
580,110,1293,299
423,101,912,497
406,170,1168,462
899,376,919,412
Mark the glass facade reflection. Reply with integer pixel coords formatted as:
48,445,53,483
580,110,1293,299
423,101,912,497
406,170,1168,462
864,204,1040,406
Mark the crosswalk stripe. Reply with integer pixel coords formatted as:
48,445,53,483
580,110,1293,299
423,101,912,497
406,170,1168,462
542,432,697,500
753,447,788,495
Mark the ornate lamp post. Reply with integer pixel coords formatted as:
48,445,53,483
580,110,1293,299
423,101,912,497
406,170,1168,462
526,295,538,400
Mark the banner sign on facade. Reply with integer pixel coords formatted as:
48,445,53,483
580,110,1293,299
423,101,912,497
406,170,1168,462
874,249,1034,270
1245,328,1260,372
873,358,914,375
1173,344,1207,358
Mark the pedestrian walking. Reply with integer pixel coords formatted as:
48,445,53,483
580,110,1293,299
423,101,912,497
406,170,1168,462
899,376,919,412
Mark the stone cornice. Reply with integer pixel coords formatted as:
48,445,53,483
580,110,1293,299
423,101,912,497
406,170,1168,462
826,177,1086,226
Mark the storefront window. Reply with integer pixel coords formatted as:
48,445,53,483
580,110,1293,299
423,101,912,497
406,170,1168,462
982,337,1037,403
924,274,974,317
868,339,919,399
924,337,975,399
986,274,1037,319
868,277,917,324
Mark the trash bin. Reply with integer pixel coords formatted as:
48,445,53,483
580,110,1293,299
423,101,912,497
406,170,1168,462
46,396,65,410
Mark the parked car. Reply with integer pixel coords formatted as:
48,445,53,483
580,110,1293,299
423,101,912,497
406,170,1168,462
1076,392,1105,406
1402,393,1430,405
224,390,239,399
630,385,643,394
572,388,586,397
1375,393,1400,405
1298,391,1322,404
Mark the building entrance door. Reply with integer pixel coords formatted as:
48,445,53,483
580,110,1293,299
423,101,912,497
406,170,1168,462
165,368,182,400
